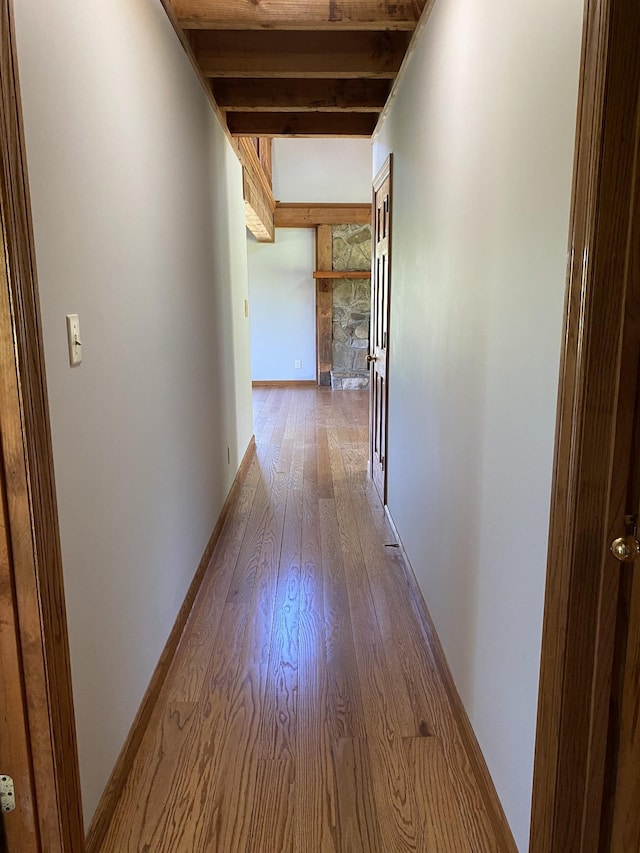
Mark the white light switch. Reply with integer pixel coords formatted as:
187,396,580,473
66,314,82,366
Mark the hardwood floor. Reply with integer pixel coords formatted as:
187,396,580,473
99,387,510,852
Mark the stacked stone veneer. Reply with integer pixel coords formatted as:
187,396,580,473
331,224,372,390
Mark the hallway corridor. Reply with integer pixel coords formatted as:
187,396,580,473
99,387,510,852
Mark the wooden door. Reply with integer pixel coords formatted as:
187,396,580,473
599,96,640,850
530,0,640,850
369,155,392,504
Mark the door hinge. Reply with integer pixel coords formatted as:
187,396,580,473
0,775,15,813
381,456,385,472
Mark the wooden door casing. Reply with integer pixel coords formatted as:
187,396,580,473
0,463,39,850
530,0,640,850
0,1,85,850
370,155,392,504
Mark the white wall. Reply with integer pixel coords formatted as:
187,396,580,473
374,1,583,848
14,0,253,826
248,140,372,382
273,138,372,202
248,229,316,381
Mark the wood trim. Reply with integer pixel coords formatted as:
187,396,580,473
0,453,40,849
0,2,85,850
251,380,317,387
530,0,640,850
275,203,372,228
86,435,257,853
316,225,334,388
383,505,517,852
313,270,371,279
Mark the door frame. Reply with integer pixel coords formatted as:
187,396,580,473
530,0,640,849
0,2,84,850
369,154,393,504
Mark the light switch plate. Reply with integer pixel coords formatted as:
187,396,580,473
66,314,82,366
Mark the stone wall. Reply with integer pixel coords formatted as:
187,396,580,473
331,224,372,390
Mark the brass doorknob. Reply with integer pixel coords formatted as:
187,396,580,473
366,354,376,363
611,514,640,563
611,536,640,562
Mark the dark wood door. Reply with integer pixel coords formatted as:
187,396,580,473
530,2,640,847
369,155,392,504
600,164,640,850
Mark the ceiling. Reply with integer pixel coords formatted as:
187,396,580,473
170,1,429,138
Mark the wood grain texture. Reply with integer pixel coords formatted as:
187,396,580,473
227,111,377,137
326,411,424,851
249,759,295,850
313,270,371,278
174,0,426,30
192,30,410,78
0,2,84,849
99,387,512,852
0,466,39,850
276,203,372,228
404,736,473,852
530,0,640,850
316,224,334,388
237,135,275,242
252,380,317,387
609,569,640,850
334,737,382,850
385,507,516,852
213,78,391,111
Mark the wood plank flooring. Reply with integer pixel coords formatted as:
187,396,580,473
99,387,509,852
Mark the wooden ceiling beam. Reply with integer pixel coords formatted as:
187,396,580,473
212,79,392,112
275,203,372,227
191,30,410,78
227,112,378,137
237,137,275,242
173,0,425,30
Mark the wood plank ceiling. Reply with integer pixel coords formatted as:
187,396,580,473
171,1,428,138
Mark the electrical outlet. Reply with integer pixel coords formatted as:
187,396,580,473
294,360,301,369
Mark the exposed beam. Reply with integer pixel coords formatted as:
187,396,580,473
191,30,410,78
212,78,391,112
275,203,372,228
227,111,377,137
174,0,425,30
238,137,275,242
244,170,275,242
157,1,275,240
316,224,333,386
313,270,371,278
